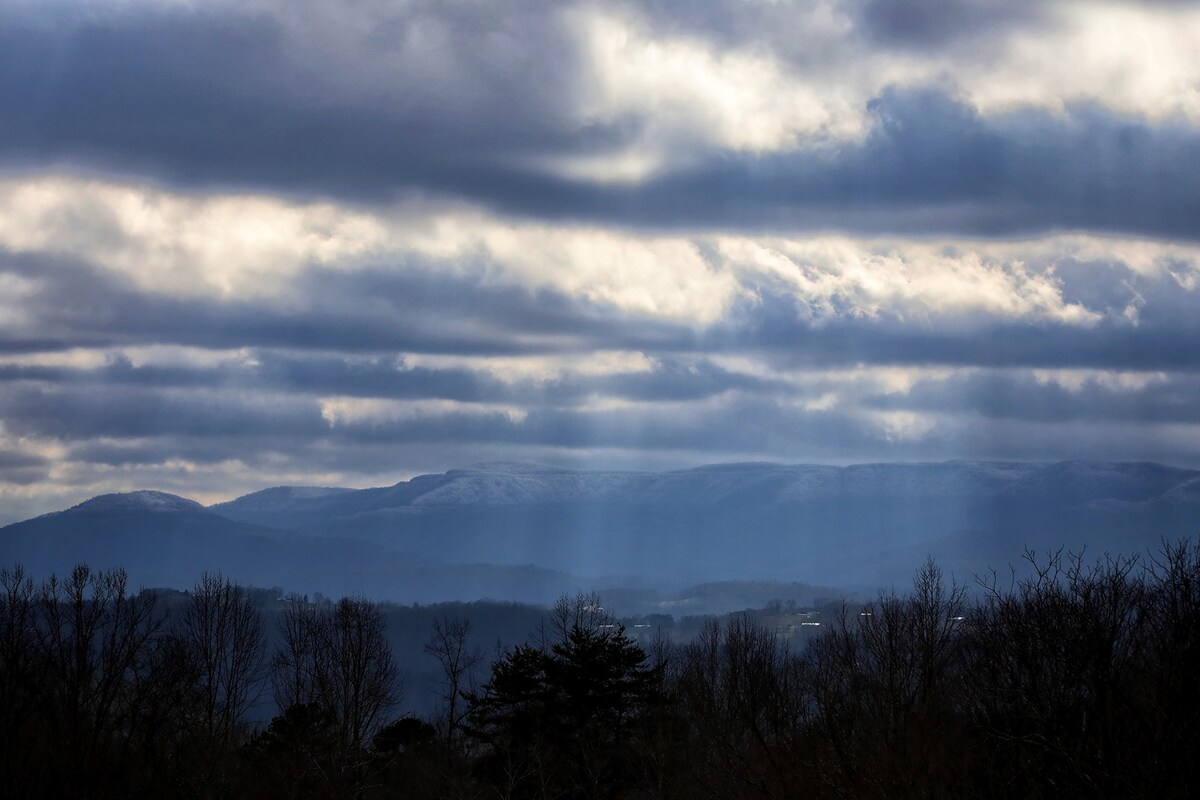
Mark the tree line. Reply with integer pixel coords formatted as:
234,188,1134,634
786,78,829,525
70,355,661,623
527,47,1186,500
2,540,1199,798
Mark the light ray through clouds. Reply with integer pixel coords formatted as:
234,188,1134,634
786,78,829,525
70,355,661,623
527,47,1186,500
1,0,1199,521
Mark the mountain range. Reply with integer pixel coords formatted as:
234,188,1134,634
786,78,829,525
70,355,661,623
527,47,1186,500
3,460,1198,610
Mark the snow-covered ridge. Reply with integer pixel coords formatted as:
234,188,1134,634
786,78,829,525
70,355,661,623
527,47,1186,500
7,460,1200,601
64,490,206,515
34,460,1200,532
414,466,647,506
207,459,1200,521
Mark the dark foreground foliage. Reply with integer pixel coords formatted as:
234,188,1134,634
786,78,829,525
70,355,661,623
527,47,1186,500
3,541,1200,799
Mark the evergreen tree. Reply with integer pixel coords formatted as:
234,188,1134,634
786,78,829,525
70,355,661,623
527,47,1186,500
468,619,664,799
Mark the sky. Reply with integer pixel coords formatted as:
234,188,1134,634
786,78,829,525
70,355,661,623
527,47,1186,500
1,0,1199,521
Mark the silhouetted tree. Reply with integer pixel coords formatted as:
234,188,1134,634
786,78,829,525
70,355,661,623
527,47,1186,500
468,593,664,799
1136,540,1200,795
270,595,403,796
36,565,165,796
673,615,811,799
4,544,1199,800
273,595,323,711
249,702,340,799
961,549,1146,798
0,564,41,797
180,571,267,795
424,614,482,748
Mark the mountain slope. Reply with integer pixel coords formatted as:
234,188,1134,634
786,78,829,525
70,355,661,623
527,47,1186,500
0,490,584,604
210,460,1200,585
5,461,1198,601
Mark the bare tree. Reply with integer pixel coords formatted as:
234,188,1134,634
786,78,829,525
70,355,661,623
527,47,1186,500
674,615,809,798
542,590,613,650
805,559,971,798
181,572,266,746
273,595,322,711
0,564,37,709
0,564,39,788
424,614,482,746
962,548,1145,797
36,565,163,795
322,597,403,753
272,596,402,753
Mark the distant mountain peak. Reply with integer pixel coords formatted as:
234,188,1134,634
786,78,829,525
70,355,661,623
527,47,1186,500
212,485,353,504
456,461,577,475
6,459,1200,607
66,490,206,515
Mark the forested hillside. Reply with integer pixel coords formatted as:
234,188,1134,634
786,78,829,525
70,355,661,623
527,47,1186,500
3,541,1199,798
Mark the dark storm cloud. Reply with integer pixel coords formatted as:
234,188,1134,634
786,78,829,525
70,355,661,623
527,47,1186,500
1,6,1198,240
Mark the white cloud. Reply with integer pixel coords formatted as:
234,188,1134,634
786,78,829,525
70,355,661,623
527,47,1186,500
572,6,868,157
961,1,1200,122
319,397,528,426
869,409,937,442
7,174,1195,337
0,175,393,298
717,236,1102,325
0,175,745,324
1030,369,1172,393
406,351,656,383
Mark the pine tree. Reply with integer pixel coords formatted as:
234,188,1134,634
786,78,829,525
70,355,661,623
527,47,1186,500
467,616,664,799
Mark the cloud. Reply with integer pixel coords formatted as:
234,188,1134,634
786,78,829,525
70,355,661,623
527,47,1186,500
854,0,1045,48
1,4,1198,238
0,350,790,412
863,370,1200,425
0,248,700,358
5,215,1200,378
717,236,1100,325
2,0,1200,513
4,175,1199,355
0,446,48,488
0,176,743,324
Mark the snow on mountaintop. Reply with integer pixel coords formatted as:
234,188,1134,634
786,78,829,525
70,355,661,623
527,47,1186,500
65,490,206,515
201,459,1200,536
212,486,353,505
456,462,582,475
415,464,647,506
279,460,1200,511
271,486,352,500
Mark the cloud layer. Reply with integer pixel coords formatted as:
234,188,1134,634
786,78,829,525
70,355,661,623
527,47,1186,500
1,0,1198,520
